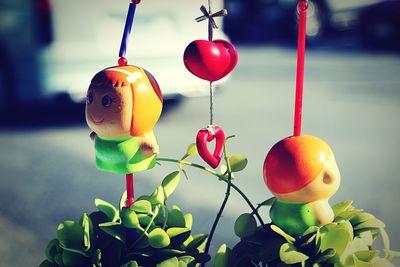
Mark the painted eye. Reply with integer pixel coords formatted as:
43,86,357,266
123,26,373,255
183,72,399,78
102,95,112,107
86,92,93,104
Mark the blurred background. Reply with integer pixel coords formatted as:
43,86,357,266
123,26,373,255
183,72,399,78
0,0,400,266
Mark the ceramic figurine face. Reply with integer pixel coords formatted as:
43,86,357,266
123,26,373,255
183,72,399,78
85,65,163,139
263,135,341,202
86,83,133,138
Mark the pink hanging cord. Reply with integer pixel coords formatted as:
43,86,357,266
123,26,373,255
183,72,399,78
293,0,308,136
125,173,135,207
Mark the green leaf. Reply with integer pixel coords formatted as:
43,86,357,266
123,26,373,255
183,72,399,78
120,207,140,228
120,191,127,211
384,249,400,258
279,243,309,264
162,171,181,198
178,255,195,264
45,239,59,263
53,253,63,266
303,226,320,236
212,244,232,267
122,261,139,267
380,228,391,252
181,169,189,180
39,260,55,267
234,213,257,238
131,229,150,249
79,213,92,251
335,209,363,221
137,213,153,227
228,155,248,172
354,250,380,262
186,234,208,251
157,257,179,267
148,228,171,248
131,200,153,214
352,254,374,267
167,227,191,247
155,205,168,226
258,197,276,207
57,221,84,250
332,200,354,216
149,186,165,205
270,225,295,243
371,258,396,267
353,217,385,230
357,231,374,246
181,143,198,160
99,221,126,242
350,212,376,226
61,250,87,266
184,213,193,229
320,227,352,257
314,248,336,264
159,249,186,257
167,208,186,228
94,198,119,222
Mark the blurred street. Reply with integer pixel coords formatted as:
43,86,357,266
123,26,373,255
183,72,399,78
1,46,400,266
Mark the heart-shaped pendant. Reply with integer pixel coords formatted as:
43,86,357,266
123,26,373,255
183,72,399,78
183,39,238,82
196,125,225,168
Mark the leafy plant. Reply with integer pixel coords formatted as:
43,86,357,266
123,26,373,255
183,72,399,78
41,138,399,267
40,171,209,267
221,199,400,267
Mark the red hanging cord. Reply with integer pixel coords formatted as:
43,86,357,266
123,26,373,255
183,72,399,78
293,0,308,136
125,173,135,207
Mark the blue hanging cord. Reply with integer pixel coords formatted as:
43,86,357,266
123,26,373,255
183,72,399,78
118,3,137,62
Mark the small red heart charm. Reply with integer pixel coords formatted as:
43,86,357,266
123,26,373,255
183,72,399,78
196,125,225,168
183,39,238,82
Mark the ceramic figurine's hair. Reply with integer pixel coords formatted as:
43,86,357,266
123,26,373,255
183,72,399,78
90,65,163,136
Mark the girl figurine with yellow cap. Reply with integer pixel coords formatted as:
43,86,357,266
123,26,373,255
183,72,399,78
85,65,163,174
263,135,341,237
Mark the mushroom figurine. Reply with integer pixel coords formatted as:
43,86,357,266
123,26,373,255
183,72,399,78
85,65,163,174
263,135,341,236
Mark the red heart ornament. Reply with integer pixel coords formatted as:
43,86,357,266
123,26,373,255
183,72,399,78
183,39,238,82
196,125,225,168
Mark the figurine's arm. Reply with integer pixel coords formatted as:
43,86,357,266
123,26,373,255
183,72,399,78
140,133,159,156
308,200,334,225
90,131,97,141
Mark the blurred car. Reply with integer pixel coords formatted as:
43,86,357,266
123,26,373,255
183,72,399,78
0,0,228,112
359,1,400,48
224,0,399,44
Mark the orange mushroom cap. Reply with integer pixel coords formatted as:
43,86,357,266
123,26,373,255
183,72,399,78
263,135,333,194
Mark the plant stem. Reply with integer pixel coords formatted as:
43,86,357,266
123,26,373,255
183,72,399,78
225,180,266,228
202,142,232,267
129,205,159,249
157,157,220,177
202,174,232,267
157,157,266,227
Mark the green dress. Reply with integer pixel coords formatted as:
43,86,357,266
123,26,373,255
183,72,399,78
94,132,158,174
270,199,318,237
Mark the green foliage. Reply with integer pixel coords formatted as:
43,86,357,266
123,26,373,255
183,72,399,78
226,200,400,266
40,171,209,267
234,213,257,238
41,138,399,267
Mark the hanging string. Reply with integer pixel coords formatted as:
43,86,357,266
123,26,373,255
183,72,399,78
209,82,214,125
293,0,308,136
196,1,227,126
118,0,141,66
